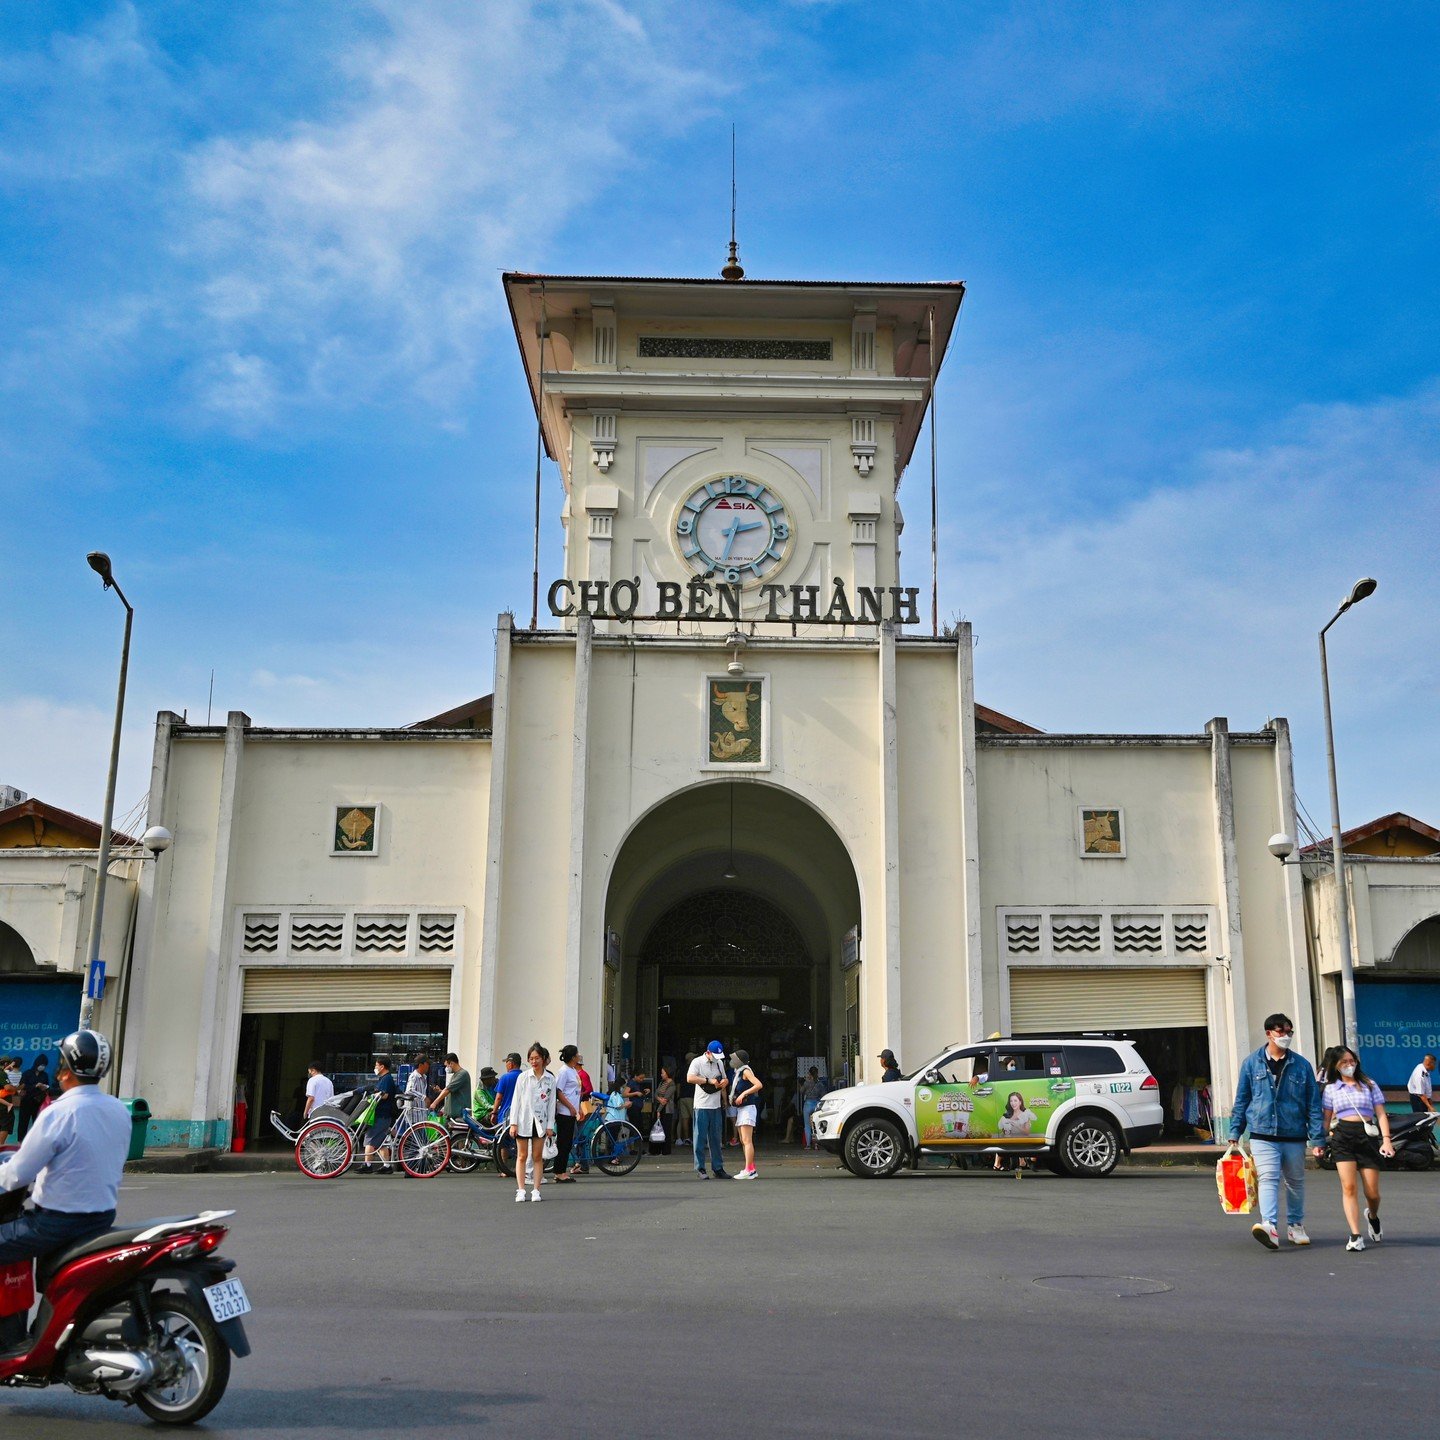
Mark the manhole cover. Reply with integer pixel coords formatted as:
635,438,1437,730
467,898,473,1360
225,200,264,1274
1033,1275,1172,1297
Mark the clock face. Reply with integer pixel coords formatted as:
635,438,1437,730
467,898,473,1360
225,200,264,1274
674,475,792,585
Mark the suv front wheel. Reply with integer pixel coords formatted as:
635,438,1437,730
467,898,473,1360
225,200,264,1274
843,1116,907,1178
1057,1114,1120,1178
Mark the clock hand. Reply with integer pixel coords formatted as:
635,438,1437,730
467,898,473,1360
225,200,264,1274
719,517,743,561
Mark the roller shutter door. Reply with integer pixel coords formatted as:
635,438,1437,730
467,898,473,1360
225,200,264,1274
241,967,451,1014
1010,967,1206,1032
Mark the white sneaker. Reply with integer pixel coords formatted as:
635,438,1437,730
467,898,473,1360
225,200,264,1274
1287,1225,1311,1247
733,1168,757,1180
1345,1234,1365,1252
1251,1222,1279,1250
514,1191,527,1203
528,1188,542,1202
1366,1211,1382,1243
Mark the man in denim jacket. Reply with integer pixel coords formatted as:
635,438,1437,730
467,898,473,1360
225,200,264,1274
1228,1012,1324,1250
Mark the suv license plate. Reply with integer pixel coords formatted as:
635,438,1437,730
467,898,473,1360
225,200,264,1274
203,1278,252,1323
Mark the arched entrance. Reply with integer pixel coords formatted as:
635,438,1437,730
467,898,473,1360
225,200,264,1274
605,782,862,1125
0,919,81,1079
1356,911,1440,1088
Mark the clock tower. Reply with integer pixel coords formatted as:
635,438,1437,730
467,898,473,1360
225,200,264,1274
503,270,964,632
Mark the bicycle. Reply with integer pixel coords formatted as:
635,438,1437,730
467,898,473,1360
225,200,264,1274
272,1089,451,1180
440,1113,505,1173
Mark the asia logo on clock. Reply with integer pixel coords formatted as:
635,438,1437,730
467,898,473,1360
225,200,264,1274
674,475,792,584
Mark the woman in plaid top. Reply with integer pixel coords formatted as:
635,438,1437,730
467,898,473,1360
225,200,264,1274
1319,1048,1395,1253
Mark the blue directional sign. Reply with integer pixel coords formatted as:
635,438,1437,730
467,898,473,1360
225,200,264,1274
85,959,107,1001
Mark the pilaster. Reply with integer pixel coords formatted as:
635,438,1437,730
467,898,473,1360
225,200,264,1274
117,710,180,1095
476,615,514,1066
563,616,593,1042
957,625,984,1043
876,622,902,1076
190,710,248,1147
1208,717,1248,1121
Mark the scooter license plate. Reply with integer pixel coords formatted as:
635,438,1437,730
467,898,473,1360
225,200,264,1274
203,1277,252,1323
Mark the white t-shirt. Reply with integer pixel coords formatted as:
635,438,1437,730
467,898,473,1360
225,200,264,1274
1408,1063,1433,1098
688,1053,726,1110
305,1073,335,1113
556,1063,582,1115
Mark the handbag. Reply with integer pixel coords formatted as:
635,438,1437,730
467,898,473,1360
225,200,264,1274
649,1116,666,1143
1216,1142,1257,1215
542,1135,558,1160
0,1260,34,1319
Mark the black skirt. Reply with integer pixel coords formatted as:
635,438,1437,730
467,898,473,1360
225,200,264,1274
1330,1119,1382,1168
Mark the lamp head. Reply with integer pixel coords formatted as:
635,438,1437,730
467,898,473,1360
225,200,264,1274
86,551,114,587
141,825,173,854
1346,577,1378,607
1267,832,1296,861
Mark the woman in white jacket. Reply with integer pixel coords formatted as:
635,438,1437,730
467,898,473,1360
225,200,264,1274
509,1043,557,1202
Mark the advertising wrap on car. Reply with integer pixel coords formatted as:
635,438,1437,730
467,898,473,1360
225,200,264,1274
914,1075,1075,1145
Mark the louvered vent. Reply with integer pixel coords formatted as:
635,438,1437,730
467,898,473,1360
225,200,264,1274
289,914,344,954
1173,915,1209,954
1113,914,1164,954
1005,915,1042,954
354,915,408,954
241,913,280,955
418,914,457,954
1051,915,1102,954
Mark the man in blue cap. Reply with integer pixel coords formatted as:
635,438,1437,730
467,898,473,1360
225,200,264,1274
687,1041,729,1179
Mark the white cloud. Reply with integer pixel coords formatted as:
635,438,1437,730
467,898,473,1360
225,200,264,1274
178,0,724,419
0,697,151,825
959,382,1440,819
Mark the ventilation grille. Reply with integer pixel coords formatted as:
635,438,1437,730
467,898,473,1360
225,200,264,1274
1051,915,1102,954
289,914,343,954
1005,915,1042,954
1173,916,1210,954
241,914,280,955
418,914,457,954
637,336,832,361
1113,915,1164,954
354,915,408,954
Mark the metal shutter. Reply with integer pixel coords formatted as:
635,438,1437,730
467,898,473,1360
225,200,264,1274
241,967,451,1014
1010,967,1206,1032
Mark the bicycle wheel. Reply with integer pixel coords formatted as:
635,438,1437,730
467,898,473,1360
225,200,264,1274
447,1128,487,1173
591,1120,643,1176
492,1130,517,1177
296,1120,353,1179
400,1120,451,1178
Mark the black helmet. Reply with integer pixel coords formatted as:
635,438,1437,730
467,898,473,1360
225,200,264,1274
59,1030,111,1082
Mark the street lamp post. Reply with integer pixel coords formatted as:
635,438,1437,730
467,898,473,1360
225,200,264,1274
80,551,134,1032
1318,576,1377,1051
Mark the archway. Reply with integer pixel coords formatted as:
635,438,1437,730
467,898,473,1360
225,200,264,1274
0,919,43,975
604,781,862,1127
1356,911,1440,1087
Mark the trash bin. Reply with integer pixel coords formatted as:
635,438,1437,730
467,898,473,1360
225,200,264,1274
120,1099,150,1161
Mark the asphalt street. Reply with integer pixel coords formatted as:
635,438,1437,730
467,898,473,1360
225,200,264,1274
6,1156,1438,1438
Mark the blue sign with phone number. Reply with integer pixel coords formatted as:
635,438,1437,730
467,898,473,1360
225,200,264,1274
0,979,83,1072
1356,982,1440,1087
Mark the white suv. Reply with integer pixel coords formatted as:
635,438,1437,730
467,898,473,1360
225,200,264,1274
809,1037,1164,1178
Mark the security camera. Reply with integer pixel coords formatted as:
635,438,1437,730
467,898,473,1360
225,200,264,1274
1267,832,1296,861
141,825,174,854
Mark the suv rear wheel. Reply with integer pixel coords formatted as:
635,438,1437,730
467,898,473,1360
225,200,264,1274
843,1116,906,1178
1058,1114,1120,1177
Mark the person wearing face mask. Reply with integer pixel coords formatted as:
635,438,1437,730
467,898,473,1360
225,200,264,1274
359,1055,401,1176
1320,1048,1395,1252
1228,1013,1324,1250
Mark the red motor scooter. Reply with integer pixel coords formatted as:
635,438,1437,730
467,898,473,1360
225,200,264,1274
0,1186,250,1425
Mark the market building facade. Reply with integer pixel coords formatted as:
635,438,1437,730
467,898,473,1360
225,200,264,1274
76,265,1315,1148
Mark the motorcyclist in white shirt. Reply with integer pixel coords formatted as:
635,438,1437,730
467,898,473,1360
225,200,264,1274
0,1030,131,1316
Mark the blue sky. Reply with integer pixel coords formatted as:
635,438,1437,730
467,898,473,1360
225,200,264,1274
4,1,1437,840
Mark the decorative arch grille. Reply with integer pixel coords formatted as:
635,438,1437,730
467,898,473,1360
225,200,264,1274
641,888,811,970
